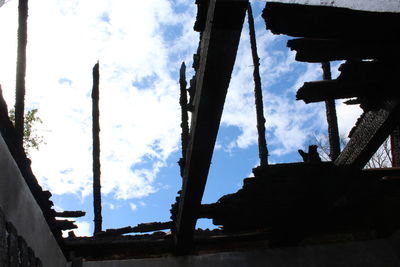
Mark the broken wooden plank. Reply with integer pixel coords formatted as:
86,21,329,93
55,211,86,218
335,100,400,169
262,2,400,40
287,38,400,62
98,221,173,237
297,80,364,103
174,0,248,255
53,220,78,231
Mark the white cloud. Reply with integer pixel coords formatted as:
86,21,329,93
0,1,198,200
129,203,137,212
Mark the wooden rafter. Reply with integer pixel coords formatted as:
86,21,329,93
335,100,400,169
174,0,248,254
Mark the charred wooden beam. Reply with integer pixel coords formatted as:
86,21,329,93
322,62,340,161
262,2,400,40
55,211,86,218
297,60,400,103
335,100,400,169
15,0,29,147
97,221,173,237
54,220,78,231
178,62,190,177
297,80,363,103
287,38,400,63
174,0,248,255
248,2,268,167
92,62,102,235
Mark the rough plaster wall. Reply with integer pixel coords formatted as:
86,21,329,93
268,0,400,12
82,238,400,267
0,135,66,267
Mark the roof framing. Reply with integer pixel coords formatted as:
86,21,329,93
174,0,248,254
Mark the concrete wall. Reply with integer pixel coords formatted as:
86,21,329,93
0,135,67,267
82,238,400,267
269,0,400,12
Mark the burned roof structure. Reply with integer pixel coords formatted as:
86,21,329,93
2,0,400,266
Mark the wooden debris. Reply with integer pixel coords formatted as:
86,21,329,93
287,38,400,62
178,62,190,177
335,100,400,168
92,62,102,235
97,221,173,237
174,0,248,255
248,2,268,167
54,220,78,231
262,2,400,40
321,62,340,160
55,211,86,218
15,0,29,147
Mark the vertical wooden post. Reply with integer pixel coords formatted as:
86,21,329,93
92,62,102,235
248,3,268,166
178,62,190,177
15,0,29,147
391,126,400,167
322,62,340,160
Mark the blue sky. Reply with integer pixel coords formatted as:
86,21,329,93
0,0,362,235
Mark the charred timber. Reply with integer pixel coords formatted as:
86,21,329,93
92,62,102,234
322,62,340,161
178,62,189,177
15,0,29,147
97,221,173,237
53,220,78,231
55,211,86,218
248,2,268,166
287,38,400,62
297,60,400,103
175,0,248,255
263,2,400,40
335,100,400,169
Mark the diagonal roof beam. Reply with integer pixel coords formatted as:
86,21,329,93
174,0,248,255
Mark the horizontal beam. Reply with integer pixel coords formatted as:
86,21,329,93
174,0,248,254
335,100,400,169
287,38,400,62
263,2,400,40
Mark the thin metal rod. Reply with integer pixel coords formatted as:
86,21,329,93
248,3,268,166
15,0,29,147
322,62,340,160
92,62,102,235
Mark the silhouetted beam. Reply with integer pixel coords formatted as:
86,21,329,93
335,100,400,169
97,221,173,237
288,38,400,63
297,80,365,103
262,2,400,40
55,211,86,218
174,0,248,255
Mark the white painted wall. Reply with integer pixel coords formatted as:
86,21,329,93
0,135,67,267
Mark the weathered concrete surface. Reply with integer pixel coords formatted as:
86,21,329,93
268,0,400,12
0,135,66,267
82,238,400,267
